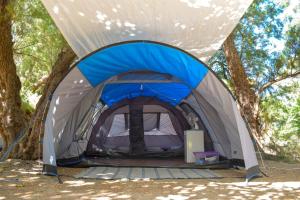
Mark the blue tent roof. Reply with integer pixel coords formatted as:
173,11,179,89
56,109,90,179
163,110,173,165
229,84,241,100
77,41,209,107
101,82,191,107
77,42,208,88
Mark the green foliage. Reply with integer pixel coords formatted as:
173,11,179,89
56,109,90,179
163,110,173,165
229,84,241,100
209,0,300,160
11,0,66,107
21,100,34,116
261,82,300,160
210,0,299,91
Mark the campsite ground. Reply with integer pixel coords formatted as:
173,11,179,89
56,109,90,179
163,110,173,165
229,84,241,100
0,159,299,200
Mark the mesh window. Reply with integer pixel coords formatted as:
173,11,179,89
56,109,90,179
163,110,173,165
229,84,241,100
107,112,177,137
107,114,128,137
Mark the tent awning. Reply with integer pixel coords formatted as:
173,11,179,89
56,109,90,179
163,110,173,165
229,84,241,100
42,0,253,62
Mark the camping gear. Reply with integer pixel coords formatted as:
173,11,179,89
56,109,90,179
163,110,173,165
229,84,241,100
41,0,259,180
194,151,220,165
184,130,204,163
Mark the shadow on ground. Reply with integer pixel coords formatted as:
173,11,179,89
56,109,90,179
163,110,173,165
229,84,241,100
0,159,300,200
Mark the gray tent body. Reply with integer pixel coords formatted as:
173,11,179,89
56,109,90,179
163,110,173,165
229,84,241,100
41,0,259,180
42,41,259,180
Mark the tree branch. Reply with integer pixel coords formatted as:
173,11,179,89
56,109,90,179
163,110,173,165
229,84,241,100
14,41,39,51
14,51,48,63
258,70,300,94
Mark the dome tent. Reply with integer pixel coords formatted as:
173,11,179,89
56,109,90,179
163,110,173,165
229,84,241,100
41,0,259,180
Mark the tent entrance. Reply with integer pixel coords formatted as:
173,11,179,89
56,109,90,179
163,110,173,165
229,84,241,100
42,40,260,178
85,97,189,158
73,97,231,169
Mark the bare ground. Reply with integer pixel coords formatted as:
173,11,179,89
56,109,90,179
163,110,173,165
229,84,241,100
0,159,299,200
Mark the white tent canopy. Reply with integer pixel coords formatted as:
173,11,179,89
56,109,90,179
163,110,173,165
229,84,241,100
42,0,252,62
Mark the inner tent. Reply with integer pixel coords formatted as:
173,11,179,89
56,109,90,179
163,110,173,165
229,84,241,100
86,97,192,157
43,42,259,180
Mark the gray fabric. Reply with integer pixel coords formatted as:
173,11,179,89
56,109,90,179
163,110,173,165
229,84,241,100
186,94,232,158
107,114,127,137
86,107,122,154
143,105,168,113
143,113,157,132
104,135,183,150
75,167,221,180
231,99,259,168
43,68,92,165
44,112,57,166
74,102,104,141
246,165,260,181
61,103,105,157
196,72,258,169
56,84,103,159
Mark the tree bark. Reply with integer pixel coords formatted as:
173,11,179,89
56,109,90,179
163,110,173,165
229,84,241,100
0,0,26,155
18,44,76,159
223,33,262,141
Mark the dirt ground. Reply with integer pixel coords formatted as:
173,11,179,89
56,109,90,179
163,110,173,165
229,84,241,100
0,159,300,200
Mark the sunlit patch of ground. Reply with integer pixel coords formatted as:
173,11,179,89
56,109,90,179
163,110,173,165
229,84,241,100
0,159,299,200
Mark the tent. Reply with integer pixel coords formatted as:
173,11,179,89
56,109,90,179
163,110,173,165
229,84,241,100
42,0,259,180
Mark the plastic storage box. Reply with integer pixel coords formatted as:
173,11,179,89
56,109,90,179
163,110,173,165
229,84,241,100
184,130,204,163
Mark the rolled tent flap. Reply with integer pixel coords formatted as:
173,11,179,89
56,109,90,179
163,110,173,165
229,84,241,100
41,0,253,61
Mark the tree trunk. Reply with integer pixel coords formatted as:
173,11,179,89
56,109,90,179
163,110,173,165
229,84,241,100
223,32,262,142
18,44,76,159
0,0,26,155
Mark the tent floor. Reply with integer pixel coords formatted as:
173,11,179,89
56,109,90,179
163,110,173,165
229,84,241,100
76,157,232,169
